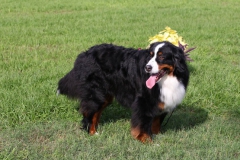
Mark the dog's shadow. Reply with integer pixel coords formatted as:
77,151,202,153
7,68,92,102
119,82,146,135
98,102,208,132
74,101,208,131
161,105,208,132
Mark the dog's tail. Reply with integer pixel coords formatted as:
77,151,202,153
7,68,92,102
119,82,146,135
57,70,79,99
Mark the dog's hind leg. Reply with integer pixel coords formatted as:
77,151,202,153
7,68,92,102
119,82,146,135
80,95,113,135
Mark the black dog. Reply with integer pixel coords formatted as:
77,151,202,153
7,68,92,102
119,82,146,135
57,41,189,142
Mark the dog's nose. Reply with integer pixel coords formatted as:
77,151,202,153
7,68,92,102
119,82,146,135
145,65,152,72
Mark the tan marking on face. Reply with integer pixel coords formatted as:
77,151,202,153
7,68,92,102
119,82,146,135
158,64,174,76
158,52,164,61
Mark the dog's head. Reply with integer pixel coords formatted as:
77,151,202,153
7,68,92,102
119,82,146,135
145,41,188,89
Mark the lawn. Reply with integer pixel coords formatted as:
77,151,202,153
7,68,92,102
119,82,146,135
0,0,239,159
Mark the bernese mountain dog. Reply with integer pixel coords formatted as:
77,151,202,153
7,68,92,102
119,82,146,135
57,41,189,142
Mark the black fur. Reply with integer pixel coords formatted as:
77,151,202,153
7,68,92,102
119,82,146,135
58,41,189,142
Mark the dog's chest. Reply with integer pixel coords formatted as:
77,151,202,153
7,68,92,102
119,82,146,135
157,75,186,112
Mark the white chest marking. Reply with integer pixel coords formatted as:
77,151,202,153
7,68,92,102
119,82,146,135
158,75,186,112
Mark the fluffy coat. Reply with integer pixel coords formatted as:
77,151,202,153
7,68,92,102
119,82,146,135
58,41,189,142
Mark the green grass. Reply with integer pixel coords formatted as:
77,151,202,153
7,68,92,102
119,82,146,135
0,0,240,159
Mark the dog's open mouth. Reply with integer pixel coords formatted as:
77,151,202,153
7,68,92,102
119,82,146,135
146,70,167,89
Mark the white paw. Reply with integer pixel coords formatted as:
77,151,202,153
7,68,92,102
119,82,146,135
56,89,60,96
94,132,99,135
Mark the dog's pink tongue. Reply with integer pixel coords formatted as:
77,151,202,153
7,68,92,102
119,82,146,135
146,75,157,89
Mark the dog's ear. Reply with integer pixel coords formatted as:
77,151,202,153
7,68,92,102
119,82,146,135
148,43,156,50
173,48,187,72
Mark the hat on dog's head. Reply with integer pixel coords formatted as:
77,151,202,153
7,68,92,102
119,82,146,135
148,27,195,61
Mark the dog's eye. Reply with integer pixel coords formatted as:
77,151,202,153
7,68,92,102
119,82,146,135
158,55,164,60
157,52,164,60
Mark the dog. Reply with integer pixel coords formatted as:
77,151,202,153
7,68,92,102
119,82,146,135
57,41,189,142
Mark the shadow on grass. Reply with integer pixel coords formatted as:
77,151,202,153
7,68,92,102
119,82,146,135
76,101,208,132
162,105,208,132
74,101,131,123
100,102,132,123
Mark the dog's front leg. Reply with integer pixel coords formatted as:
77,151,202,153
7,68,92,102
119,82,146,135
151,112,168,134
131,124,152,143
130,100,153,143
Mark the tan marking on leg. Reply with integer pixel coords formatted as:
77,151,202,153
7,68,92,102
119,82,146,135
89,112,98,135
89,96,114,135
131,126,140,139
131,126,152,143
152,116,160,134
138,133,152,143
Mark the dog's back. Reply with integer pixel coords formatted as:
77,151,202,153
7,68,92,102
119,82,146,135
58,44,151,105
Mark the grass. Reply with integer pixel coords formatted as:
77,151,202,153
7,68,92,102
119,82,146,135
0,0,240,159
